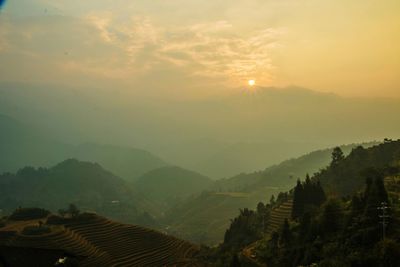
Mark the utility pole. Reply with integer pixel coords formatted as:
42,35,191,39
377,202,390,240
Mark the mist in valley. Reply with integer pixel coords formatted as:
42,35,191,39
1,1,400,266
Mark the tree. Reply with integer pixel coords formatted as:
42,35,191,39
292,179,304,219
257,202,265,215
331,147,344,168
363,168,388,222
223,208,260,248
373,239,400,267
314,180,327,205
279,219,291,247
230,254,241,267
58,209,67,217
321,199,343,234
270,195,275,205
67,204,80,218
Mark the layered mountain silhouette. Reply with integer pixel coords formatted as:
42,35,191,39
0,114,167,180
134,166,213,208
163,142,377,244
0,159,156,226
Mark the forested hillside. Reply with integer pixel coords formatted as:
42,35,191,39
163,143,376,245
205,140,400,266
213,142,377,192
0,159,157,227
316,140,400,196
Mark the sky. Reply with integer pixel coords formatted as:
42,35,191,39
0,0,400,176
0,0,399,98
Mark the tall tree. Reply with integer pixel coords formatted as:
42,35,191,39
230,254,241,267
331,147,345,168
280,219,291,247
292,179,304,219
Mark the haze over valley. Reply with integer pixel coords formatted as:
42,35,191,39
1,0,400,266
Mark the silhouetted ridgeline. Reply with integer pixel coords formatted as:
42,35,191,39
0,159,157,227
134,166,213,208
0,114,167,180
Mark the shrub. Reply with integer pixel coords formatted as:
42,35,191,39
47,212,97,225
22,225,51,235
76,212,97,221
46,215,69,225
9,208,50,221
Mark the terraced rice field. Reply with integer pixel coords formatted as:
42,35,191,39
0,214,201,267
265,199,293,234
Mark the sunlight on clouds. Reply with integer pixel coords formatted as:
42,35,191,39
53,14,284,88
1,0,399,97
86,12,114,43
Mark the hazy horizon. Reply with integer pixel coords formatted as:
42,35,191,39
1,0,399,176
1,82,399,177
1,0,399,98
1,2,400,265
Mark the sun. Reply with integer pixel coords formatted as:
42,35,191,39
248,79,255,86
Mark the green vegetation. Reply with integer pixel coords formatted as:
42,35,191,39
58,204,80,218
21,225,51,235
256,167,400,267
206,140,400,266
316,140,400,196
163,144,371,245
0,159,155,226
163,188,279,245
292,176,326,219
214,142,376,193
223,208,261,249
9,208,50,221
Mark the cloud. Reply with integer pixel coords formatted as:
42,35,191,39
0,11,284,91
3,0,399,97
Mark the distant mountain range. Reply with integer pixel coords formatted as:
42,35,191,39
2,83,399,179
0,159,156,226
1,109,396,246
0,114,167,180
134,166,213,209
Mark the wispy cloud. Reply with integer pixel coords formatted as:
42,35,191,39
0,12,284,88
83,14,285,85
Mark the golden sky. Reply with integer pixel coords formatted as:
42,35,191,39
0,0,399,97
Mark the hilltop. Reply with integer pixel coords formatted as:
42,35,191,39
72,143,167,182
0,114,167,180
0,159,156,226
214,142,377,192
